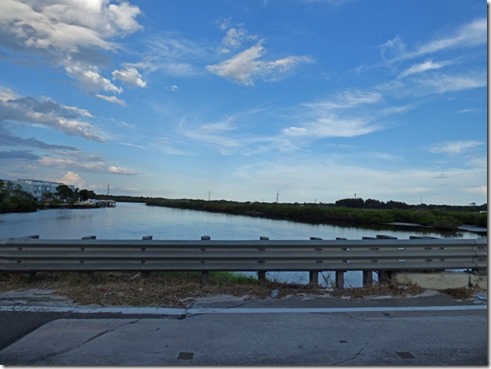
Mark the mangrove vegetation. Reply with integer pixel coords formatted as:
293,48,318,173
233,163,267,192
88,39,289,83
144,197,487,232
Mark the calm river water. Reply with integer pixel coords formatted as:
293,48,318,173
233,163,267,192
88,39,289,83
0,202,481,287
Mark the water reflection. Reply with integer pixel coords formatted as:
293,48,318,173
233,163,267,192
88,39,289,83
0,202,481,240
0,202,482,287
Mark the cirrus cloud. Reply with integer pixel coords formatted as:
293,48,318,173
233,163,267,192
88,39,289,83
206,41,313,86
428,140,484,155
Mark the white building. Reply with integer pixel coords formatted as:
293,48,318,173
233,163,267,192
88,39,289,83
12,179,76,201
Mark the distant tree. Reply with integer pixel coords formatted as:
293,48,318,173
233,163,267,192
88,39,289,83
335,198,364,208
0,181,37,213
385,200,409,209
56,185,74,203
79,189,96,201
364,198,384,209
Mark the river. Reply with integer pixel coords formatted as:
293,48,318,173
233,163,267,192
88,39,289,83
0,202,481,287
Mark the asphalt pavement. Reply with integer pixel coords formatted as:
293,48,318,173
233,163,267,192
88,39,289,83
0,289,488,365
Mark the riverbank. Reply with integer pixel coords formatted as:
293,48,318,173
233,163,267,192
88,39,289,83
144,198,487,233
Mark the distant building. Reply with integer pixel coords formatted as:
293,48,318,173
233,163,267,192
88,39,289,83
11,179,76,201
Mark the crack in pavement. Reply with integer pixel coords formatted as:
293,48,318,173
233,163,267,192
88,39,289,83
26,319,140,365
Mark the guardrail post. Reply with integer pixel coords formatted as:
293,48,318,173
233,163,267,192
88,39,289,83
309,271,319,285
200,236,210,285
378,270,392,284
201,271,208,286
257,237,268,284
363,271,373,286
336,271,345,289
258,271,267,285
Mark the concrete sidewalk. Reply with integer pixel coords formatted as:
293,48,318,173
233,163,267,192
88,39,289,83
0,290,487,366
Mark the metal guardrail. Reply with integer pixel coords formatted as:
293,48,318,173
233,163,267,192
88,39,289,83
0,237,487,274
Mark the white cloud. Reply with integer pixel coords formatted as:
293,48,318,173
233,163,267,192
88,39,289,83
217,19,257,54
417,73,486,93
414,18,486,56
428,140,484,155
0,0,143,97
112,66,146,88
282,116,381,138
39,153,140,175
59,171,86,188
135,36,206,77
282,89,386,139
0,88,104,141
305,90,383,110
381,18,486,62
399,59,448,78
95,94,126,106
207,41,312,86
0,0,142,54
108,165,139,175
65,64,122,94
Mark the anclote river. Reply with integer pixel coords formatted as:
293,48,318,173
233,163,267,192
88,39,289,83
0,202,481,287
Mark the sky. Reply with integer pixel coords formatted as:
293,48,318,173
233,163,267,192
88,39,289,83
0,0,487,205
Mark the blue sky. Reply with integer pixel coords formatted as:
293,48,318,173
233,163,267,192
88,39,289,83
0,0,487,205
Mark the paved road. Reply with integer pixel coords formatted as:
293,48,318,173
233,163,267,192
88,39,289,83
0,291,488,365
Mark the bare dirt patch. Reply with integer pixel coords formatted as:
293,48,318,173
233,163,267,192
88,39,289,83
331,283,424,299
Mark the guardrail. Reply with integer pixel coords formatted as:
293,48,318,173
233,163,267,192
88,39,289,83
0,236,487,288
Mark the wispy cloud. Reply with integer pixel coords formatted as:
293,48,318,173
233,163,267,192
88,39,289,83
217,18,258,54
415,73,486,93
282,116,381,138
207,41,312,86
411,18,486,57
381,18,486,62
304,90,383,110
282,89,386,139
38,153,140,175
428,140,484,155
398,59,449,78
96,94,126,106
135,35,208,77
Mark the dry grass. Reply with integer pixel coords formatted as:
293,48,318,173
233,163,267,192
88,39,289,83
440,287,475,300
1,271,472,307
0,271,323,307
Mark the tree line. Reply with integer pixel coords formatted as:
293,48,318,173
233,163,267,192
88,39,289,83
0,180,37,213
144,197,487,231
